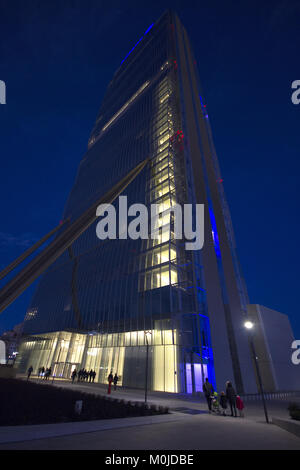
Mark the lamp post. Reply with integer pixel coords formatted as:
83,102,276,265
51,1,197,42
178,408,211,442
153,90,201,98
144,330,152,405
244,321,269,423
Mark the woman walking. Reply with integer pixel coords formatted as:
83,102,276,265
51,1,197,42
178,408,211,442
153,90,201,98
226,381,237,417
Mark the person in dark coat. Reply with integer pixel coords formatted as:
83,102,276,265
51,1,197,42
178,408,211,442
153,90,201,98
113,373,119,391
108,371,113,382
202,378,214,412
107,371,113,394
71,369,77,383
45,367,51,380
226,381,237,417
220,391,228,416
27,365,33,380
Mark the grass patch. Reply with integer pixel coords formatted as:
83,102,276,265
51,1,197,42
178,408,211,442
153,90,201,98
0,378,169,426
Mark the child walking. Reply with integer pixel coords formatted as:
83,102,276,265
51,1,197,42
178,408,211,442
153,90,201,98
236,395,245,417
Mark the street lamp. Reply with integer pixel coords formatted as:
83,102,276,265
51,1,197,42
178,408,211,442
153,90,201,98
244,321,254,330
244,320,269,423
144,330,152,405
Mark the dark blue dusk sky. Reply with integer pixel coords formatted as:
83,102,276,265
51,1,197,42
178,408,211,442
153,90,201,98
0,0,299,336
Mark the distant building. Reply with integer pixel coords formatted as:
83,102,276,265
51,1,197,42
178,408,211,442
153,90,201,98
247,305,300,392
0,322,23,362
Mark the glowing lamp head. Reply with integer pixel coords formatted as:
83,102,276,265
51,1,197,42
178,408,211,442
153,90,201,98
244,321,254,330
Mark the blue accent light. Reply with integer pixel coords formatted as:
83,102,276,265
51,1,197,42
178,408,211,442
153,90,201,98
208,204,221,259
186,286,206,292
144,23,154,34
121,23,154,65
198,313,209,319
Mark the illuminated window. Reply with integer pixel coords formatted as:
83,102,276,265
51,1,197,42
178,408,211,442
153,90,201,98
157,195,176,213
153,212,171,229
160,92,170,104
155,179,174,196
157,122,169,135
157,140,169,155
158,132,170,146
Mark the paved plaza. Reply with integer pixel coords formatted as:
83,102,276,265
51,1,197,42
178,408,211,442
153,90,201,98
0,377,300,450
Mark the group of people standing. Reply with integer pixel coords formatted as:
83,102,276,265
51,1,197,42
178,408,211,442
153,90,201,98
37,366,51,380
203,378,244,417
71,369,96,383
27,365,52,380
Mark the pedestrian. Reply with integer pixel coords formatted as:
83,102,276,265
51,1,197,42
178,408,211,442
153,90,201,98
226,381,237,417
27,365,33,380
113,373,119,391
220,391,228,416
202,378,214,413
92,370,96,383
45,367,51,380
236,395,245,417
41,366,45,377
107,370,113,394
71,369,77,383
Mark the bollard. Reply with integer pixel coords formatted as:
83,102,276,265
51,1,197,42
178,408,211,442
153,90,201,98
75,400,83,415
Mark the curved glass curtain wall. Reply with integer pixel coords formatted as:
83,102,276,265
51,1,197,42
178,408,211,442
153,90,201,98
18,12,213,393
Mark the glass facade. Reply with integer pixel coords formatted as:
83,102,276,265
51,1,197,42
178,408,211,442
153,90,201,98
18,328,179,392
18,10,256,394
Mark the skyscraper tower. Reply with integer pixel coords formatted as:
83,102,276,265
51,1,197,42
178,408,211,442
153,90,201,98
19,11,257,394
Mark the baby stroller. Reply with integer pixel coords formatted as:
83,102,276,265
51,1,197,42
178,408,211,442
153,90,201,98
211,391,221,414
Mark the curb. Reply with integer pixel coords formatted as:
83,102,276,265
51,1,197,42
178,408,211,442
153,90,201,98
272,417,300,439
